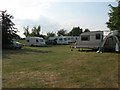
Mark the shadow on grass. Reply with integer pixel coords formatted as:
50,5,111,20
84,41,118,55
39,44,68,48
77,49,120,53
78,50,96,52
2,48,53,59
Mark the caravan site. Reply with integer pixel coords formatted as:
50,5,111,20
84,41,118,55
2,30,120,88
1,1,120,89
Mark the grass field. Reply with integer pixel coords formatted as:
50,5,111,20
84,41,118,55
2,44,119,88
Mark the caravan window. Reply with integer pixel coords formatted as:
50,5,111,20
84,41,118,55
68,38,70,40
27,40,30,42
36,39,39,42
40,39,44,42
54,38,57,41
96,34,101,40
64,38,67,41
59,38,62,41
81,35,90,41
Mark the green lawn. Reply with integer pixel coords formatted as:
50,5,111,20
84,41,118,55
2,45,119,88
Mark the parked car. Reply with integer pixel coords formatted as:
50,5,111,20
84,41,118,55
3,42,23,49
9,42,23,49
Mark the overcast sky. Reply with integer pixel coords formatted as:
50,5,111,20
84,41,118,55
0,0,118,37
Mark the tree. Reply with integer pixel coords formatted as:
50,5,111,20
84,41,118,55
68,26,83,36
31,25,41,37
47,32,56,39
0,10,18,46
57,29,66,36
23,26,30,37
84,28,90,32
39,34,47,40
106,1,120,37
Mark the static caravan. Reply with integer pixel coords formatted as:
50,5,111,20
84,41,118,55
46,36,58,45
25,37,46,46
48,36,57,41
56,36,68,44
76,31,103,49
48,36,68,44
73,36,79,43
66,36,73,43
66,36,79,43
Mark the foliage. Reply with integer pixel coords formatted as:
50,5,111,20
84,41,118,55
84,28,90,32
23,25,41,37
0,10,18,46
68,26,83,36
31,25,41,37
39,34,47,40
23,26,30,37
23,25,48,39
106,1,120,37
47,32,56,39
57,29,66,36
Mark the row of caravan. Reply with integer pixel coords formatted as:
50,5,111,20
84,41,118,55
25,31,110,47
48,36,79,44
25,31,120,52
25,36,78,46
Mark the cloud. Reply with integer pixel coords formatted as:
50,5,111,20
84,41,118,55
0,0,113,37
15,16,61,37
0,0,53,20
0,0,58,37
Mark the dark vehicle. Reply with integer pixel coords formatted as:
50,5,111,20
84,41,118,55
4,42,23,49
46,40,57,45
12,42,23,49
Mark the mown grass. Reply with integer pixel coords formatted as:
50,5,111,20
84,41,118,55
2,45,119,88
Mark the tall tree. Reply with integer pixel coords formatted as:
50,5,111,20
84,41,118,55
106,1,120,37
84,28,90,32
47,32,56,39
23,26,30,37
57,29,66,36
68,26,83,36
0,10,18,46
31,25,41,37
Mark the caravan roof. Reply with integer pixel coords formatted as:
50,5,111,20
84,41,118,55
26,37,43,39
80,31,103,35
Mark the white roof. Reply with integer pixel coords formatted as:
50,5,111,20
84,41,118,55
81,31,103,35
26,37,43,39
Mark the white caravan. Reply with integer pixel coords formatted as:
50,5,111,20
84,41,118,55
49,36,68,44
25,37,46,46
72,36,79,43
66,36,76,43
66,36,79,43
48,36,57,41
56,36,68,44
65,36,72,43
76,31,103,49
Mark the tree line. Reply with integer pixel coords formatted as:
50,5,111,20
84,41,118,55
23,25,90,39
